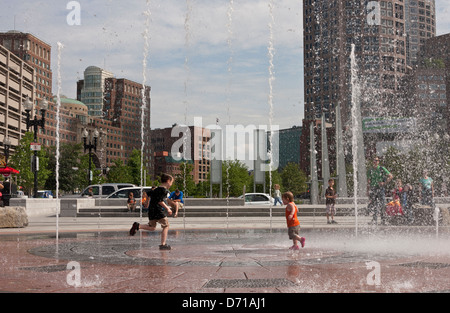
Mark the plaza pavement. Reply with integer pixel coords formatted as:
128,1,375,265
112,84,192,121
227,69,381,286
0,212,449,299
0,213,372,234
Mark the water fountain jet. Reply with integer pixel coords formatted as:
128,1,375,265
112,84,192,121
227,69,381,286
350,43,368,236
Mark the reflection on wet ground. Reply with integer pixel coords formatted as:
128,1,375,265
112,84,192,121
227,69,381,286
1,228,449,293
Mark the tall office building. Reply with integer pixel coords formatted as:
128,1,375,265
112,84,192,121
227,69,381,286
303,0,436,122
0,31,52,104
103,77,152,168
415,34,450,134
0,44,35,157
405,0,436,66
268,126,302,170
303,0,409,127
76,66,113,117
77,67,152,169
150,125,211,184
300,0,436,174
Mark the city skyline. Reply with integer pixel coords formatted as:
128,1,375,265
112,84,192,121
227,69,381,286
1,0,449,131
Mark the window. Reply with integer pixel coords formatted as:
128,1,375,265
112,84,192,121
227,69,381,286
82,186,100,196
109,188,140,199
102,186,116,195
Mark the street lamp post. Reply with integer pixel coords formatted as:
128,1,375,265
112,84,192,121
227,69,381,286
23,98,48,198
3,136,11,166
82,128,99,186
2,136,12,206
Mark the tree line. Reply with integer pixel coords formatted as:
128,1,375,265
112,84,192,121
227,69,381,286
8,132,310,197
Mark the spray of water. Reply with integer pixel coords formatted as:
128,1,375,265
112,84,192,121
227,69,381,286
350,44,359,236
182,0,193,227
225,0,234,230
226,0,234,124
267,0,275,230
55,42,64,246
184,0,192,128
140,0,151,224
184,0,192,126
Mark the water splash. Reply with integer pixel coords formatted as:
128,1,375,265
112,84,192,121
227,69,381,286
182,0,193,228
225,0,234,230
310,123,319,205
183,0,192,128
267,0,275,229
226,0,234,124
350,44,360,236
184,0,192,126
335,104,348,197
55,42,64,246
350,44,368,235
140,0,151,224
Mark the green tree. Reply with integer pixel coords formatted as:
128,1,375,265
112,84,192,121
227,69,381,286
266,170,282,195
44,142,85,193
222,160,251,197
173,162,196,196
9,132,51,196
106,159,133,183
280,162,308,196
248,169,282,195
77,152,104,187
127,149,143,185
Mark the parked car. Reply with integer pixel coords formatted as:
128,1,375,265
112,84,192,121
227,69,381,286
80,183,136,198
36,190,54,198
15,190,28,198
106,186,154,200
238,193,274,205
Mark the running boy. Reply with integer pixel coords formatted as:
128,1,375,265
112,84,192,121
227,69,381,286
129,173,174,250
282,191,305,250
325,179,338,224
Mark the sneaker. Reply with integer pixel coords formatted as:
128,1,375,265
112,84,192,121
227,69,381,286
327,220,331,224
300,237,306,248
289,245,300,250
159,244,171,250
331,220,338,224
129,222,139,236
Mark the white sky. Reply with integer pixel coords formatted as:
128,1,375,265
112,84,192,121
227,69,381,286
1,0,449,131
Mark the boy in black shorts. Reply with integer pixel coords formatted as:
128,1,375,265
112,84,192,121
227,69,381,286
129,173,173,250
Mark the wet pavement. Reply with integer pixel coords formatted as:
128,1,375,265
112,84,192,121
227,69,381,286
1,219,449,296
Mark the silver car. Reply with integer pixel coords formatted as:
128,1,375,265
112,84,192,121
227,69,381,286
80,183,136,198
106,186,154,200
239,193,274,205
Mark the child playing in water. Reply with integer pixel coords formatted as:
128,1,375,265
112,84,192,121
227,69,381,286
283,191,305,250
129,173,173,250
325,179,338,224
273,184,282,206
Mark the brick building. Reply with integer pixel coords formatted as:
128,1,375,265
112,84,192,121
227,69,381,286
0,31,52,104
0,44,35,159
150,125,211,184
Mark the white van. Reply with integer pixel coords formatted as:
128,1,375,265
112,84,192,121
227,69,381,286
80,183,136,198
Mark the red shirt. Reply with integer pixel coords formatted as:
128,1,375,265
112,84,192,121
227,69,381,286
285,202,300,227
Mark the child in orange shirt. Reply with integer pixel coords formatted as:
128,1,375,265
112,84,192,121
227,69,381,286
283,191,305,250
